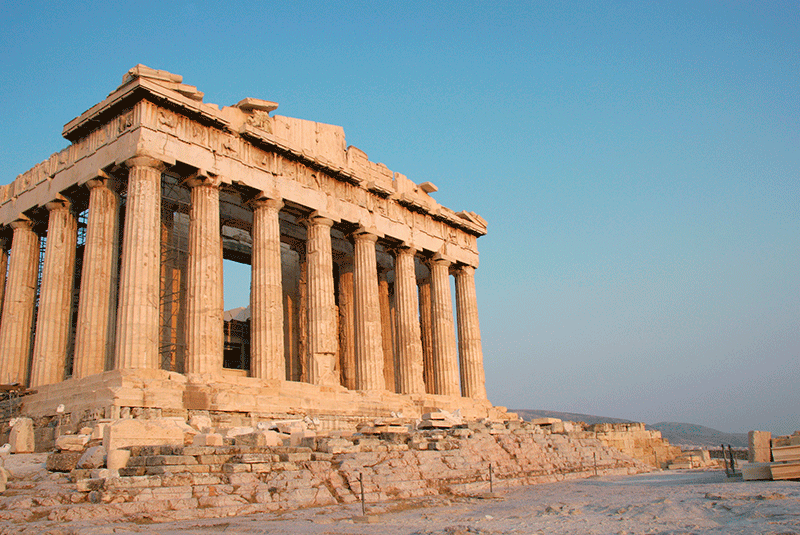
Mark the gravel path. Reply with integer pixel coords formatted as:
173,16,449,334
51,470,798,535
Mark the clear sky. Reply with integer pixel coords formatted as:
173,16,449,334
1,1,797,435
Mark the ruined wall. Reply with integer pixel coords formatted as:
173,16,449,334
0,419,647,525
577,422,682,468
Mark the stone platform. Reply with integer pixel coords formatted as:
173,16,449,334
20,369,507,431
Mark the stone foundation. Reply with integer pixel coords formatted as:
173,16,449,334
18,369,508,443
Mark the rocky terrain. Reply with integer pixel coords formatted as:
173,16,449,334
514,410,749,448
4,469,797,534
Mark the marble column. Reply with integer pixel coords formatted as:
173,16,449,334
353,230,384,390
430,257,459,396
0,219,40,385
30,199,78,387
378,269,396,391
0,237,8,318
73,178,120,379
455,265,487,399
185,175,223,375
394,246,425,394
115,156,166,370
304,214,337,385
418,277,435,394
337,260,356,390
250,196,284,380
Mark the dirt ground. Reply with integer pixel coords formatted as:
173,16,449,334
13,469,798,535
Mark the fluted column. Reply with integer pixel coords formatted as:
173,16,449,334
250,196,284,380
115,156,165,370
455,265,487,399
353,230,384,390
418,277,435,393
0,237,9,317
30,199,78,387
304,214,338,385
378,269,396,391
0,219,40,385
185,174,223,375
430,257,459,396
73,178,120,378
337,260,356,389
394,246,425,394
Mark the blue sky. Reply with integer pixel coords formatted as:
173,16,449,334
1,1,797,434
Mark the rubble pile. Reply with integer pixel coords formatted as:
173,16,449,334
0,412,647,525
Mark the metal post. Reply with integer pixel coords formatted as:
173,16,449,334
727,445,736,475
593,452,597,476
359,472,365,515
489,463,493,493
721,444,730,476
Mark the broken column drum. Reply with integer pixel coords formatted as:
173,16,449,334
0,65,494,420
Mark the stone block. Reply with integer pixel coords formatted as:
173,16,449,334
55,434,90,452
741,462,772,481
9,417,34,453
103,419,185,452
77,446,106,469
772,445,800,463
90,422,112,441
223,426,255,438
107,449,131,474
189,414,213,432
46,451,82,472
194,433,223,447
748,431,771,463
234,431,281,447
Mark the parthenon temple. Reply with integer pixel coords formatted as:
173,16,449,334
0,65,502,425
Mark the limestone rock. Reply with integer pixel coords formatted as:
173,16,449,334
77,446,106,469
102,419,185,452
106,449,131,474
223,426,255,438
46,451,82,472
9,417,34,453
194,433,224,446
235,431,281,447
189,415,213,432
55,434,90,452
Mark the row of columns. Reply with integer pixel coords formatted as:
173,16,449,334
0,156,486,400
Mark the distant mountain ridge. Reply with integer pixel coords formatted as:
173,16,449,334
512,409,748,448
512,409,635,426
649,422,747,448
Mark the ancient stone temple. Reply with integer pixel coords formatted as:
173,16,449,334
0,65,500,426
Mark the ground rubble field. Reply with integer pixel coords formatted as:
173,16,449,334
0,462,798,535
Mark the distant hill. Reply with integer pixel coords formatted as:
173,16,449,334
512,409,635,426
650,422,748,449
513,410,748,449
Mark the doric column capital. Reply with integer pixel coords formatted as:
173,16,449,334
123,155,167,171
9,216,33,231
184,170,222,190
85,171,119,192
86,178,108,190
430,255,451,268
392,242,419,256
455,264,476,276
303,212,335,229
45,195,72,212
352,229,379,244
249,194,284,213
